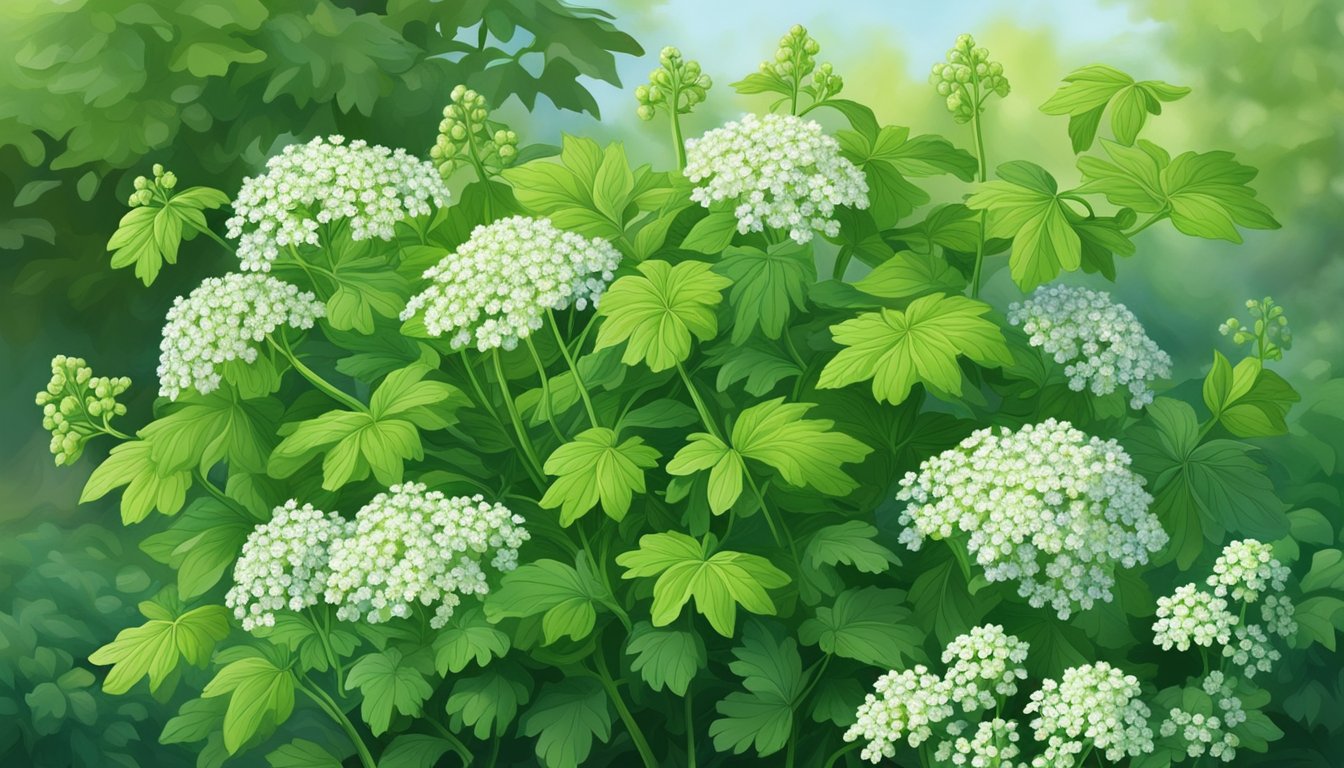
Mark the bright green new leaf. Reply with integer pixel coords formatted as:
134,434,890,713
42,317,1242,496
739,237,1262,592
680,210,739,253
1040,64,1190,151
799,587,924,668
484,558,612,644
445,663,533,740
89,605,229,695
140,391,281,475
266,738,342,768
714,242,814,343
708,621,804,757
432,607,510,675
625,621,706,696
519,679,612,768
140,497,259,599
616,531,791,637
853,250,966,299
254,613,358,675
966,161,1083,290
80,440,192,524
107,186,229,285
594,260,732,371
1202,350,1299,438
344,648,434,736
160,697,227,746
200,656,296,754
837,125,977,227
540,427,661,524
819,293,1012,405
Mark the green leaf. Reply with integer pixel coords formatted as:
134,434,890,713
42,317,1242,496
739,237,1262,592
484,558,611,644
714,242,814,344
966,161,1082,290
594,260,732,371
1294,595,1344,651
140,497,258,599
432,607,510,675
80,440,192,524
616,531,790,637
1202,351,1299,438
377,734,459,768
803,521,900,596
254,613,358,674
345,648,433,736
322,231,410,334
625,621,706,696
89,605,229,695
591,142,635,224
910,555,985,644
1040,64,1190,151
161,697,226,745
140,391,281,475
266,739,341,768
853,250,966,299
818,293,1012,405
200,656,296,754
107,186,229,285
680,210,739,253
1301,549,1344,594
540,427,661,525
704,337,802,396
799,587,924,668
519,679,612,768
445,663,532,740
708,621,804,757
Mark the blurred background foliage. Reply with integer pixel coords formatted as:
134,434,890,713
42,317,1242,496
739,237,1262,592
0,0,1339,765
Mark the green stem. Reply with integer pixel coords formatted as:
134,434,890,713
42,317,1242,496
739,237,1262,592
427,718,474,765
831,247,853,281
969,76,989,299
594,652,658,768
491,349,547,487
670,105,688,171
745,472,785,549
547,309,598,428
458,350,500,421
308,607,346,692
675,361,721,440
184,218,233,251
1126,209,1169,238
685,682,698,768
99,420,132,440
300,679,377,768
270,335,367,413
195,471,231,507
487,735,501,768
523,335,566,442
822,743,859,768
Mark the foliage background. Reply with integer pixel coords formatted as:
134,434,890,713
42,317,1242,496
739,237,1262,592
0,0,1339,764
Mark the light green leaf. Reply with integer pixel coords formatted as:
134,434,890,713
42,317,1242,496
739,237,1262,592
966,161,1082,290
591,142,634,224
680,210,739,253
432,607,510,675
1202,351,1299,438
378,734,461,768
200,656,296,754
714,242,814,343
266,739,341,768
804,521,901,594
519,679,612,768
799,587,924,668
345,648,433,736
253,613,358,675
322,233,410,334
484,558,611,644
140,391,280,475
854,250,966,299
140,497,258,599
80,440,192,524
594,260,732,371
540,427,661,524
625,621,706,696
107,186,229,285
708,621,804,757
445,663,532,739
819,293,1012,405
89,605,229,695
160,697,227,745
1040,64,1190,151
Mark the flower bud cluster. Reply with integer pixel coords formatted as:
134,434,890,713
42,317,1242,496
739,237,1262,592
934,718,1027,768
760,24,821,82
929,34,1010,123
35,355,131,465
157,273,323,400
324,483,529,628
1219,297,1291,361
430,85,519,179
897,419,1166,619
226,500,352,631
1159,673,1245,763
636,47,712,121
402,216,620,351
684,113,868,243
1024,662,1154,765
227,135,449,271
1152,583,1237,651
1008,284,1173,408
127,163,178,207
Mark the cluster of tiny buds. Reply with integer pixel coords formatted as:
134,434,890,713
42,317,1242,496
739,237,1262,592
1219,297,1292,361
929,33,1010,123
128,163,178,207
1024,662,1154,766
1207,539,1290,603
36,355,131,465
897,419,1167,619
762,24,821,81
636,47,712,120
935,718,1026,768
1008,284,1172,409
430,85,518,179
941,624,1031,712
684,113,869,243
226,500,352,631
1160,673,1245,762
1152,583,1236,652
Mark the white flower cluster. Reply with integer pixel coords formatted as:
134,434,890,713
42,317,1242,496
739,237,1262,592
1223,624,1281,678
226,501,352,631
1152,583,1236,651
157,273,323,400
1160,673,1245,762
846,665,953,762
684,113,868,244
897,419,1167,619
227,135,450,271
934,718,1027,768
1008,284,1172,409
942,624,1031,711
1207,539,1290,602
325,483,529,628
1024,662,1154,766
401,216,621,351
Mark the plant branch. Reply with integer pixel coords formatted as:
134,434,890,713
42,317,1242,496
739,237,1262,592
594,651,658,768
547,308,599,428
299,678,377,768
490,349,547,487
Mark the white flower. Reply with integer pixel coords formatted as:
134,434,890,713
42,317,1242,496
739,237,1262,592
1008,284,1172,409
157,273,323,400
1025,662,1154,766
1152,584,1237,651
1222,623,1281,678
1207,539,1289,603
226,500,352,632
941,624,1031,712
401,215,621,352
845,665,954,762
897,419,1167,619
227,135,450,271
684,113,868,244
934,718,1027,768
1160,673,1244,763
324,483,529,628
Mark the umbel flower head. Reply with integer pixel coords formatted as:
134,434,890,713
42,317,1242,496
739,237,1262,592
684,113,868,244
934,718,1027,768
941,624,1031,712
1008,284,1173,409
1152,583,1237,651
401,215,622,351
845,664,954,762
157,273,324,400
930,33,1010,123
1024,662,1154,766
227,135,450,271
897,419,1167,619
226,500,352,632
1160,672,1246,763
431,85,518,179
636,46,712,120
324,483,530,628
1207,539,1290,602
35,355,131,466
